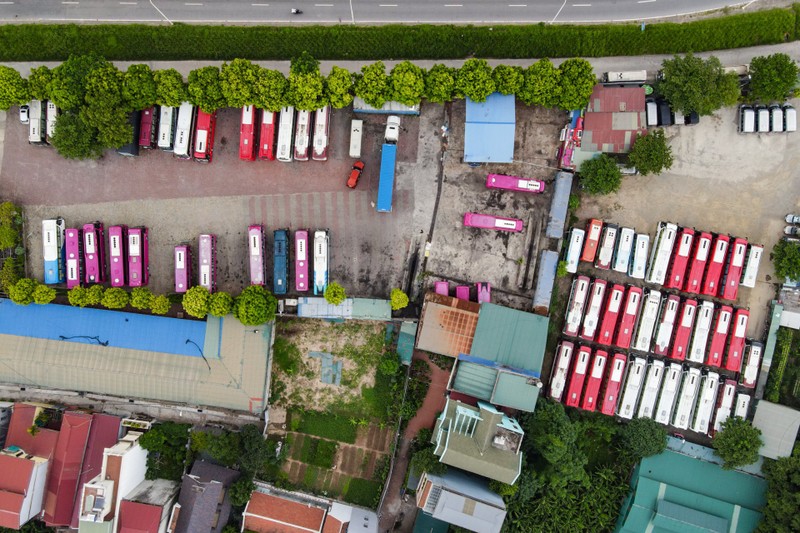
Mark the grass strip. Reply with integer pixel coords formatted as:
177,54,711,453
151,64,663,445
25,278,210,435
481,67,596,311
295,410,358,444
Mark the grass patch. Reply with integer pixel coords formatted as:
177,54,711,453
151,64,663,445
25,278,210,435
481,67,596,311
294,410,358,444
344,478,383,508
297,436,338,469
273,336,303,376
302,465,321,490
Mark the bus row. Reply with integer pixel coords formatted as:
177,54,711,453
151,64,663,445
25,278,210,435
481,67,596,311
550,344,754,436
42,219,149,289
563,276,760,375
118,103,218,161
27,100,59,145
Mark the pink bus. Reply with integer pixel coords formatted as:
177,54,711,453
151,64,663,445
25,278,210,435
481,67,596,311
65,227,82,289
463,213,524,232
597,284,625,347
108,225,128,287
684,231,712,294
198,233,217,292
476,282,491,303
139,106,157,149
83,222,106,284
174,244,192,293
665,227,694,290
485,174,545,194
248,224,265,285
615,286,642,350
701,234,730,297
127,227,149,287
295,230,309,292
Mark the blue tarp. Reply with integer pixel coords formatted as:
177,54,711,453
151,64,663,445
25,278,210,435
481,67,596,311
464,93,516,163
0,298,207,356
377,143,397,213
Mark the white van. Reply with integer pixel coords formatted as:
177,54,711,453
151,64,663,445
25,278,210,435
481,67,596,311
645,99,658,127
385,115,400,143
783,104,796,133
349,119,363,158
739,105,755,133
770,105,784,132
756,106,770,133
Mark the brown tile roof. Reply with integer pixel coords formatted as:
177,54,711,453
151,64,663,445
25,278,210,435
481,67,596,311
244,492,325,533
0,455,35,529
6,403,59,459
43,411,93,527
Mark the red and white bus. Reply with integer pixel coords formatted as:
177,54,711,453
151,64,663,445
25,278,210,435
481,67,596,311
108,225,128,288
600,353,627,416
83,222,106,284
618,356,646,420
712,379,737,435
580,279,608,342
595,224,618,270
688,300,715,364
65,227,82,289
240,105,258,161
669,299,697,361
684,231,712,294
741,342,762,389
721,238,748,301
312,105,330,161
198,233,217,292
637,360,665,419
653,295,680,356
563,276,590,337
665,227,694,290
691,371,720,435
294,109,311,161
615,286,642,350
174,244,192,293
655,363,683,425
258,110,277,160
127,227,149,287
248,224,265,285
139,106,158,149
740,244,763,289
646,221,678,286
581,219,603,263
706,305,733,367
193,110,217,163
565,346,591,408
632,290,661,353
701,234,730,297
549,341,574,402
581,350,608,412
295,229,309,292
597,284,624,346
725,309,749,372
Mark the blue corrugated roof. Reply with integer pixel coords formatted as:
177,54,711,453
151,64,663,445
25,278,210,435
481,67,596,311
464,93,516,163
545,172,574,239
377,143,397,212
533,250,559,311
0,298,206,356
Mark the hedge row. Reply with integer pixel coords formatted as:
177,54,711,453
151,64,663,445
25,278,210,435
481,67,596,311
0,6,796,62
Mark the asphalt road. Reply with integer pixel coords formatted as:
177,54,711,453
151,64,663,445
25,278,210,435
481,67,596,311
0,0,756,24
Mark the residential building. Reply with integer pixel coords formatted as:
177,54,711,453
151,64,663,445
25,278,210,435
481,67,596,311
118,479,180,533
167,460,240,533
0,401,13,448
416,469,506,533
43,411,93,527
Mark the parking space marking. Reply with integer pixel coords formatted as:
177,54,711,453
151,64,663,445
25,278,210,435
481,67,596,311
508,4,527,6
0,1,16,4
184,2,203,5
444,3,463,6
61,1,79,4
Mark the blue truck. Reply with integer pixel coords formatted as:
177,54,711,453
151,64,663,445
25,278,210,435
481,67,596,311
376,143,397,213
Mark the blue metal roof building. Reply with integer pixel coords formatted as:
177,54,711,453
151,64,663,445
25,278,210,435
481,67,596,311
464,93,516,163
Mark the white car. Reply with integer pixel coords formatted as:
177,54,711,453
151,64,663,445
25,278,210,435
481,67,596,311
19,104,29,124
786,214,800,224
784,225,800,236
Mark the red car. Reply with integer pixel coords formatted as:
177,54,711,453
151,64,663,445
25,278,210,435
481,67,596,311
347,161,365,188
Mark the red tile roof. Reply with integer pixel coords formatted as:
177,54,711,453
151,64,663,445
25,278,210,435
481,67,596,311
0,492,25,529
43,411,93,527
0,455,35,529
586,85,645,113
6,403,59,459
118,500,162,533
322,516,344,533
244,492,325,533
583,85,647,154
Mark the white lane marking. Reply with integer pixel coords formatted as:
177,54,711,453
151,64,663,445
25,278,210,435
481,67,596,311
314,3,334,5
119,1,137,4
508,3,527,5
637,0,656,3
251,2,269,4
379,3,397,5
0,1,16,4
444,3,463,6
572,3,591,5
62,1,79,4
184,2,203,4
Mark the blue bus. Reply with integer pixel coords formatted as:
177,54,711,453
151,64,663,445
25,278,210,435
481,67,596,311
273,229,289,295
42,218,66,284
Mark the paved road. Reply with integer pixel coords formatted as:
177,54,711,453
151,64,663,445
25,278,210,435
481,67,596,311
0,0,757,24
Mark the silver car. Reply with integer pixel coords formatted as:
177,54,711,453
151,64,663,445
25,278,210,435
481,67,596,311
784,225,800,236
786,214,800,224
19,104,29,124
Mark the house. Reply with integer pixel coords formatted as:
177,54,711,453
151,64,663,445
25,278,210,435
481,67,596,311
43,411,93,527
431,399,523,485
167,460,240,533
416,469,506,533
118,479,180,533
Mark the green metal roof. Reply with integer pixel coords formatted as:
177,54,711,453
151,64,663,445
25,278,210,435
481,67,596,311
413,511,450,533
492,372,539,411
78,521,114,533
451,361,496,400
469,303,547,372
397,321,418,366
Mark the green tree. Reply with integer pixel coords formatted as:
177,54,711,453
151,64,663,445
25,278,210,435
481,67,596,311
749,53,799,103
188,66,226,113
130,287,154,310
122,64,158,110
32,284,56,305
209,291,234,317
82,63,132,149
628,129,674,176
0,257,22,292
579,154,622,195
390,61,426,106
0,201,21,226
253,68,289,111
220,58,261,108
228,476,256,508
154,68,188,107
0,226,18,249
324,282,346,305
138,422,191,481
9,278,37,306
239,424,278,475
87,284,105,306
67,286,90,307
27,66,52,101
658,53,740,115
773,239,800,281
290,51,320,76
424,64,457,104
410,446,447,476
557,58,597,110
518,59,561,108
618,417,667,460
326,66,354,109
84,106,132,149
492,65,524,96
456,59,495,103
712,416,763,469
49,53,108,111
758,452,800,532
182,286,211,319
0,66,29,110
288,71,327,111
49,112,103,160
354,61,391,109
378,354,400,376
390,288,409,310
101,287,130,309
151,294,172,315
233,285,277,326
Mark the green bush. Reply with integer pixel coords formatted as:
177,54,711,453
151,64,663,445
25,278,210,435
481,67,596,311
101,287,129,309
765,328,793,402
294,411,358,444
67,286,90,307
0,257,22,292
130,287,154,310
0,225,19,249
390,288,409,311
9,278,37,306
182,286,211,319
32,284,56,305
233,284,277,326
151,294,171,315
344,478,383,508
209,291,234,317
273,337,302,375
86,284,104,306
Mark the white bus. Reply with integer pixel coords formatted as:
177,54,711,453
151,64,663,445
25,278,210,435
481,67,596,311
655,363,683,425
294,109,311,161
313,229,329,296
646,222,678,285
741,342,763,389
173,102,196,159
632,290,661,353
688,300,715,363
312,105,330,161
653,295,680,356
45,101,58,141
733,393,751,419
563,276,590,337
549,341,574,402
580,279,607,342
349,119,363,158
613,227,635,274
28,100,46,144
637,360,665,419
158,105,176,150
672,368,702,430
629,233,650,280
277,106,295,163
740,244,763,288
617,357,647,420
565,228,585,274
691,372,720,435
595,224,618,270
712,380,737,434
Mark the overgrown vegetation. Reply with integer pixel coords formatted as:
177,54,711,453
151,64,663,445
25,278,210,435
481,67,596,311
712,416,763,469
765,328,793,403
292,410,359,444
0,201,24,295
758,449,800,532
773,239,800,282
138,422,191,481
657,53,740,115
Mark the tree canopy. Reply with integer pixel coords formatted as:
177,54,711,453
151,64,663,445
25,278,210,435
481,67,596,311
122,64,158,111
579,154,622,195
390,288,409,311
748,53,799,103
618,417,667,460
101,287,130,309
492,65,524,96
628,129,674,176
424,64,457,104
758,452,800,532
182,286,211,319
27,66,52,101
0,66,28,110
220,59,261,108
154,68,188,107
773,239,800,281
712,416,763,469
354,61,391,109
326,66,354,109
554,58,596,110
253,68,289,111
233,285,277,326
48,53,108,111
8,278,38,306
518,59,561,108
455,58,495,103
657,53,740,115
209,291,234,317
324,282,346,305
188,66,226,113
49,112,103,160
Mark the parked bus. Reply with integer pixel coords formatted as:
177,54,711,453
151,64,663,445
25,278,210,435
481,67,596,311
672,367,702,430
670,299,697,361
173,102,196,159
600,353,627,416
485,173,545,194
646,221,678,286
82,222,106,284
637,360,665,419
613,227,635,274
28,100,46,145
617,357,647,420
64,227,82,289
615,286,642,350
273,229,289,295
701,234,731,297
688,301,715,364
174,244,192,293
581,219,603,263
684,232,712,294
603,70,648,83
655,363,683,425
157,105,176,151
294,109,311,161
721,238,748,301
565,346,591,408
139,106,157,149
549,341,574,402
580,279,608,342
632,290,661,353
563,276,590,337
198,233,217,292
258,110,277,160
349,119,363,159
108,225,128,288
45,101,59,142
565,228,585,274
127,227,149,287
193,110,217,163
740,244,763,289
595,224,619,270
712,380,737,435
733,393,750,419
597,284,625,346
691,372,720,435
295,230,309,292
276,107,294,162
581,350,608,412
653,295,680,356
741,342,763,389
313,229,329,296
629,233,650,280
312,105,330,161
707,305,733,367
665,227,694,290
240,105,258,161
42,217,66,284
248,224,265,285
463,213,524,232
725,309,749,372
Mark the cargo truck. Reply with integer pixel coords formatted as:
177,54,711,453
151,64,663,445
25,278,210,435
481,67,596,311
377,116,400,213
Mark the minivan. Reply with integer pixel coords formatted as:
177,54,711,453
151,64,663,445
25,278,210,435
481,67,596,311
738,105,755,133
657,100,673,127
783,104,796,132
645,98,658,127
756,106,770,133
770,105,784,132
